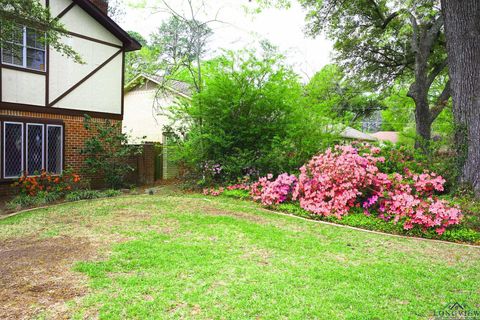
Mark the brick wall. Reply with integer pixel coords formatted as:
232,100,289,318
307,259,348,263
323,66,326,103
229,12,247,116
0,109,121,195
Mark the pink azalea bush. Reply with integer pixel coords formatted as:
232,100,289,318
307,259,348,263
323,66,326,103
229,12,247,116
374,170,461,234
246,144,462,235
251,173,298,206
293,145,390,218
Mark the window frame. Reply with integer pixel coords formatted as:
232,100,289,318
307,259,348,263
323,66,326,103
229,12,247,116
3,121,24,179
0,118,64,180
0,26,47,72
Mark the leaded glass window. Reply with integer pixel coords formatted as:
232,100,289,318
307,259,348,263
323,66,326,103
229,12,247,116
47,125,63,174
27,124,44,175
4,122,24,178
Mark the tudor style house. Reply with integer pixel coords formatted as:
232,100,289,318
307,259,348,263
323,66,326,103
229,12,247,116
0,0,140,194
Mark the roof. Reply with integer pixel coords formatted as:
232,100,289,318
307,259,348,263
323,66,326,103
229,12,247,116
125,73,192,99
73,0,141,51
371,131,399,143
340,127,378,141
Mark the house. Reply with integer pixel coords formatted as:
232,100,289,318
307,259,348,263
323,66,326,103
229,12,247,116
123,73,191,180
0,0,141,195
123,73,191,143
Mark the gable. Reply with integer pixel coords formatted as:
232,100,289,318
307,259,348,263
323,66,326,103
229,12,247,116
60,3,122,45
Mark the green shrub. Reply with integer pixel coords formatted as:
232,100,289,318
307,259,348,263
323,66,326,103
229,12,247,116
65,189,122,202
81,115,142,189
6,191,62,211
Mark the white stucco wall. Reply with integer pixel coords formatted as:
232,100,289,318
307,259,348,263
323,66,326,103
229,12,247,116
60,5,122,45
2,69,46,106
50,0,71,17
123,88,174,143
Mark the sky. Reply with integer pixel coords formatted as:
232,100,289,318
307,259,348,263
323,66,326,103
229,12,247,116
119,0,333,82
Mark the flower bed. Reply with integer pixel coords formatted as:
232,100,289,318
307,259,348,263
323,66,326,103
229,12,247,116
203,144,479,244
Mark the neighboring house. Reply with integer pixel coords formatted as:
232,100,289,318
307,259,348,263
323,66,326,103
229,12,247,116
123,73,191,143
340,127,377,142
0,0,141,195
123,74,191,180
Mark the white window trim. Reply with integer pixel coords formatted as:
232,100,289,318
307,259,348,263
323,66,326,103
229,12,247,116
3,122,24,179
26,123,45,176
46,124,63,175
0,26,47,72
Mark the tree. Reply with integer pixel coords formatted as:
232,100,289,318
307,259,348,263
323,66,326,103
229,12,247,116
150,14,212,93
256,0,450,151
1,0,81,62
305,64,384,125
124,31,160,83
170,47,333,184
441,0,480,194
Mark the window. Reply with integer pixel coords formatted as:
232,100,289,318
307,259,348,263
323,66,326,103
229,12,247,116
46,125,63,175
26,124,44,175
1,120,63,179
3,122,24,178
1,26,46,71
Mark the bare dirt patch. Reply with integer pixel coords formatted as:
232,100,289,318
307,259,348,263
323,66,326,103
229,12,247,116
0,235,98,319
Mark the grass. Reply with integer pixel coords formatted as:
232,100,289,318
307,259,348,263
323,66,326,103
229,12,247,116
1,190,479,319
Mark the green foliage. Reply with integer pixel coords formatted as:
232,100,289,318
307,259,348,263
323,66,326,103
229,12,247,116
6,188,122,211
305,64,384,125
171,47,334,185
0,0,82,63
6,191,62,211
381,86,415,132
81,116,142,189
150,15,213,93
65,189,121,202
125,31,160,83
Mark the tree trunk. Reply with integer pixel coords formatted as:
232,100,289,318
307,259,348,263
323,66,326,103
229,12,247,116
415,100,432,149
441,0,480,194
408,72,433,152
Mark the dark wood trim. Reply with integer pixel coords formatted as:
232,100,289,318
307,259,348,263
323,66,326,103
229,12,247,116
0,102,123,120
65,31,123,49
48,49,122,107
46,44,50,106
0,63,47,76
56,2,76,20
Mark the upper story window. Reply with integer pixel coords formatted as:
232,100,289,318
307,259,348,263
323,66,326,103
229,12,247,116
1,26,46,72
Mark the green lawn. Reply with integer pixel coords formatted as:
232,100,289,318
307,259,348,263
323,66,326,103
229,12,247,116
1,191,479,319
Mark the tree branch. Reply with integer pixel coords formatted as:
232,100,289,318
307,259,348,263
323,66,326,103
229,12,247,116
427,57,448,89
406,11,419,53
430,80,451,121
